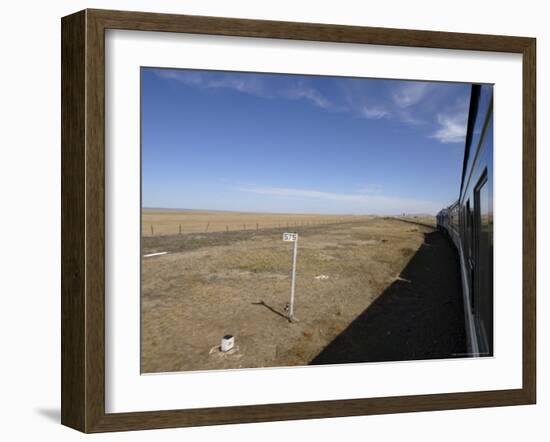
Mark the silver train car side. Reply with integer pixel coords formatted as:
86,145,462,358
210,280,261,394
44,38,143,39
437,84,493,357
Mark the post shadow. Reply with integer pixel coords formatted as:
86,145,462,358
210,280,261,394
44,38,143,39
251,300,289,321
310,230,467,365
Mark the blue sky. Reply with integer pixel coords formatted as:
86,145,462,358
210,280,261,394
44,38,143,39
141,68,473,215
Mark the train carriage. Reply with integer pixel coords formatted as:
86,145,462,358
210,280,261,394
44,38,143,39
437,84,493,357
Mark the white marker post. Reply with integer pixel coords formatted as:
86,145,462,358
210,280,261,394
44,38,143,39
283,232,298,321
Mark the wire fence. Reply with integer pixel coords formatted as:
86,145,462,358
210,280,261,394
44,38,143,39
142,218,374,237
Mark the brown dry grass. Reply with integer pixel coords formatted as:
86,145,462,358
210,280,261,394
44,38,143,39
142,208,374,236
141,215,434,373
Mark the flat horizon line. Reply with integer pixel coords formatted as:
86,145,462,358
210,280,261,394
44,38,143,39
142,207,434,217
142,207,371,216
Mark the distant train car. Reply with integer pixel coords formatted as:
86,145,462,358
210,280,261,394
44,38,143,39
437,84,493,357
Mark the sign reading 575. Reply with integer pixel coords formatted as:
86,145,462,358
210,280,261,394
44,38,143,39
283,232,298,242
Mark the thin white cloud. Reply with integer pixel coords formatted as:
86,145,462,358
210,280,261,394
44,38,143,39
341,81,434,125
155,69,270,97
431,111,468,144
360,106,389,120
397,110,425,125
283,82,334,110
208,76,268,97
153,69,335,110
339,83,391,120
392,82,429,108
153,69,471,143
238,185,442,214
154,69,203,85
356,184,383,194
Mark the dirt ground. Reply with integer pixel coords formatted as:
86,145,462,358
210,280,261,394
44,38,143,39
141,215,465,373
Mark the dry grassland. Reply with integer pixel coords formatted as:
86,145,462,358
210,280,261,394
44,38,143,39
142,208,374,236
141,214,436,373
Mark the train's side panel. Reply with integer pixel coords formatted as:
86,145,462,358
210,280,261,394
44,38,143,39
436,84,493,358
459,85,494,356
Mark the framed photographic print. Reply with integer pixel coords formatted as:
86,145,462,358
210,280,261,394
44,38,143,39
61,9,536,433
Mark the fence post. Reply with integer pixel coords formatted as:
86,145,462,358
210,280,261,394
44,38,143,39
151,225,154,236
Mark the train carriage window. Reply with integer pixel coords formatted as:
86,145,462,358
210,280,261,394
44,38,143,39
464,199,474,314
460,206,466,244
466,200,472,258
473,170,492,354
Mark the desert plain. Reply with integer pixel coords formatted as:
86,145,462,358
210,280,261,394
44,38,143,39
141,209,465,373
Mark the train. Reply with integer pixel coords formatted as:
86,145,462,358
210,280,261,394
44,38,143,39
436,84,493,357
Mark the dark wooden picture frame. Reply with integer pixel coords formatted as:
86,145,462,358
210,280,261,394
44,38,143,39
61,9,536,433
